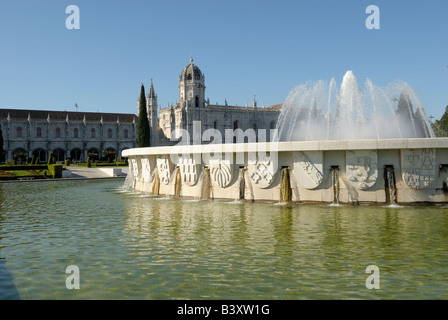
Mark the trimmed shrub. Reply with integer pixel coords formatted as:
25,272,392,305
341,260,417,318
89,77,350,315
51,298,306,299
48,164,63,178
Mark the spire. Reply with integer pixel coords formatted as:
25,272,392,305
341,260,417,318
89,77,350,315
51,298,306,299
190,56,194,64
253,94,257,108
148,78,156,99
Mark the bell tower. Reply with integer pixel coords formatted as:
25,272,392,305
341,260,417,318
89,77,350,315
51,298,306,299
179,57,206,109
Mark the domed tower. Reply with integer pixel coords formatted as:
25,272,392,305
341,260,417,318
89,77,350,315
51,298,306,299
179,57,206,109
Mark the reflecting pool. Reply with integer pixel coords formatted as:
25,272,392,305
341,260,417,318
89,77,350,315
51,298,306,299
0,179,447,299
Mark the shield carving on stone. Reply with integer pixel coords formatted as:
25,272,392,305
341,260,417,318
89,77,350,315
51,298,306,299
209,158,233,188
156,157,171,185
178,155,200,186
130,158,140,182
141,157,153,183
247,154,276,189
293,151,324,189
401,148,436,189
346,150,378,190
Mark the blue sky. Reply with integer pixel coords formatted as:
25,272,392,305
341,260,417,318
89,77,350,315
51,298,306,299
0,0,447,119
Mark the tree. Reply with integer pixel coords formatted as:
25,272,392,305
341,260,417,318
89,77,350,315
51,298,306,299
0,124,3,162
435,106,448,137
137,84,151,147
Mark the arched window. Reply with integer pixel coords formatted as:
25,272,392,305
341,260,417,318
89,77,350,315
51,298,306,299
213,120,217,130
74,128,79,138
70,148,82,161
91,128,96,138
53,148,65,161
55,127,61,138
195,96,199,108
33,148,46,162
87,148,99,161
36,127,42,137
124,129,129,139
16,126,22,138
108,128,113,138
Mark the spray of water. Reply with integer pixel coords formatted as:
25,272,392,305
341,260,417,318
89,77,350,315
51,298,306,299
275,71,434,141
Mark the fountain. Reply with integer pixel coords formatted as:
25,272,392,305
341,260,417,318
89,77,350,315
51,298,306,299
201,167,211,200
237,167,246,201
123,71,448,205
384,166,397,205
280,167,292,204
152,168,160,195
275,70,435,142
174,167,182,198
331,166,340,205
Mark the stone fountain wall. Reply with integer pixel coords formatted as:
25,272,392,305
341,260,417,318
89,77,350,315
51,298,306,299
122,138,448,204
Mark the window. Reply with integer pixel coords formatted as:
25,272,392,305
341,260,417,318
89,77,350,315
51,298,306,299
108,128,113,138
55,127,61,138
36,127,42,137
16,127,22,138
124,129,129,139
91,128,96,138
213,120,217,130
195,96,199,108
74,128,79,138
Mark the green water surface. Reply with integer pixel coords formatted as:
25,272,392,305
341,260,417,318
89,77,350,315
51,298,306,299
0,179,447,299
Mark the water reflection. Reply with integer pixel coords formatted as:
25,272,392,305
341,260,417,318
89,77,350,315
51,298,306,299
121,194,448,299
0,180,447,299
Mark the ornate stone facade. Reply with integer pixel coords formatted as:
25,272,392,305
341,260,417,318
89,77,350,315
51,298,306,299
143,58,281,146
0,109,137,162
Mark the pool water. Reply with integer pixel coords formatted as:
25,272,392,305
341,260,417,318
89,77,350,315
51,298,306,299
0,179,447,299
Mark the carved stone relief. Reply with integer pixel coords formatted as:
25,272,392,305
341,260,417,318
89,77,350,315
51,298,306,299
130,158,140,182
247,154,276,189
209,158,232,188
156,157,171,185
293,151,324,189
178,155,200,186
346,150,378,189
141,157,153,183
401,148,436,189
